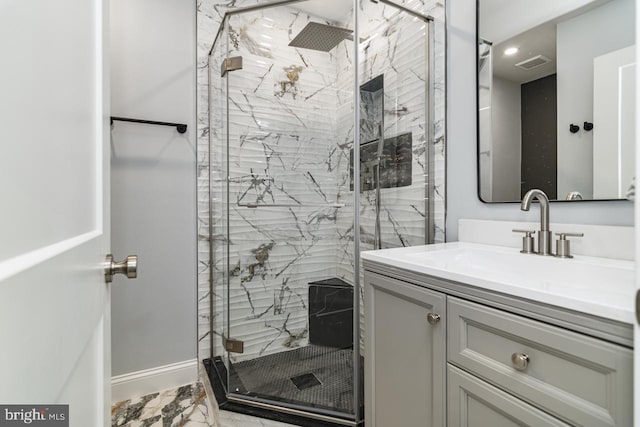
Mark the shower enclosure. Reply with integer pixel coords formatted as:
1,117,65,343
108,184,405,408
203,0,445,425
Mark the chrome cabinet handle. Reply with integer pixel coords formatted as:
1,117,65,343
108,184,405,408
427,313,441,325
105,254,138,283
511,352,530,371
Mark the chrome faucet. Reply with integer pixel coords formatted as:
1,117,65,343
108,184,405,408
521,189,552,256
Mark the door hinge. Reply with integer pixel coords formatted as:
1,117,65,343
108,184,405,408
221,56,243,77
223,336,244,354
636,289,640,325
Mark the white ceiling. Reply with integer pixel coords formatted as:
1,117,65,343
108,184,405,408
289,0,353,25
485,0,612,84
493,22,557,84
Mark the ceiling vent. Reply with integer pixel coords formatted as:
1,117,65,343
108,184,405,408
515,55,551,70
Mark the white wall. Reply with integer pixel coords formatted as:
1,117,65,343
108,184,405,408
110,0,197,376
556,0,635,199
491,77,521,201
446,0,633,242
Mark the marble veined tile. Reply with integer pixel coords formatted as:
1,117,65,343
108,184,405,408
197,0,447,363
217,410,298,427
111,383,211,427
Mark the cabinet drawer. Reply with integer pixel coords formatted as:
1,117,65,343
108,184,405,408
447,297,632,427
448,364,570,427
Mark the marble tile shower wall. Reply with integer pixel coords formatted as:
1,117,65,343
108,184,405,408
197,0,446,364
334,0,446,289
225,9,344,363
202,3,346,363
331,0,446,352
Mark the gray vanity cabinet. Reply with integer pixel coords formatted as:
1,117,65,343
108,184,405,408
363,268,633,427
364,272,446,427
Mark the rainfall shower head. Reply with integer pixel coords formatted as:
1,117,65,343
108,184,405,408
288,22,353,52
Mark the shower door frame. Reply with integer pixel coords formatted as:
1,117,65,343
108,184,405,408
207,0,437,425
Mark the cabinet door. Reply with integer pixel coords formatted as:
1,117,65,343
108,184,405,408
364,272,446,427
448,365,570,427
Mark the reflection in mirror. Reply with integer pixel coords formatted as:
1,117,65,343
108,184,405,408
477,0,636,202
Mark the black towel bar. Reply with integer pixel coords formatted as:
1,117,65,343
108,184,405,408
110,116,187,134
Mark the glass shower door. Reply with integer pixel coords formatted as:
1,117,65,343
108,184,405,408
221,2,359,422
206,0,445,424
356,0,440,252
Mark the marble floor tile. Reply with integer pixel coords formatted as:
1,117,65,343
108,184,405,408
217,410,297,427
111,382,299,427
112,382,212,427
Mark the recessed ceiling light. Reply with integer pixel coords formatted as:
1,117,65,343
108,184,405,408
504,47,519,56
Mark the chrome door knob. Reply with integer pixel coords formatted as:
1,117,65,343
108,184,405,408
427,313,441,325
104,254,138,283
511,352,530,371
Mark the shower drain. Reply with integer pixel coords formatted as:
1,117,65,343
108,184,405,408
290,372,322,391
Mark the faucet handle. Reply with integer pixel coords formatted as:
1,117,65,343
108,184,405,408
513,229,535,236
513,229,535,254
555,232,584,258
556,232,584,239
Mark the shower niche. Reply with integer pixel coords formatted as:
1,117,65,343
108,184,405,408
201,0,446,425
351,75,414,192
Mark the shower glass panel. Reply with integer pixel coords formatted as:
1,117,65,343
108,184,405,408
208,20,229,376
357,0,435,251
206,0,444,425
478,39,493,202
224,1,358,421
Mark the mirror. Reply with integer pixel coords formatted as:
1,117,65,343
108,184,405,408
477,0,636,202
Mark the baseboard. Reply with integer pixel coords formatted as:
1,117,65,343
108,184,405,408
111,359,198,403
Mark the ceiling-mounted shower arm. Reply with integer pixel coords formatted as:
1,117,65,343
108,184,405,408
370,0,434,23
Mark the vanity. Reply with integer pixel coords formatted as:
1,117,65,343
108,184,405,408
362,222,634,427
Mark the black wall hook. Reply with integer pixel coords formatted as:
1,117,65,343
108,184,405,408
583,121,593,131
569,124,580,133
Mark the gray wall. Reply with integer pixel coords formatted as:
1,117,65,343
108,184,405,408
110,0,197,375
446,0,634,242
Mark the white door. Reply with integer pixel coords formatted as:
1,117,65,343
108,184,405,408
593,45,636,199
0,1,112,426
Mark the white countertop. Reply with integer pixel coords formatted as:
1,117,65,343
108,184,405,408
361,242,635,324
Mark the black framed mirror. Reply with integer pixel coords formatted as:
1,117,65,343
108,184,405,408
476,0,636,203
